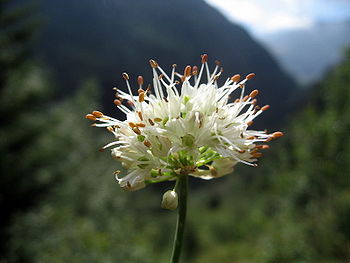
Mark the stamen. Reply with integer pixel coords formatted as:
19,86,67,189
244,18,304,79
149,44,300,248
256,145,270,149
132,127,141,135
184,65,191,78
143,140,151,147
92,111,104,117
139,92,145,102
246,73,256,80
137,111,143,121
149,59,158,68
122,72,129,80
154,118,162,122
171,64,176,82
252,152,262,157
261,105,270,111
85,114,96,121
272,131,284,138
127,101,135,107
114,99,122,106
136,123,146,127
201,54,208,63
137,76,144,85
192,66,198,75
148,118,154,125
231,74,241,82
146,84,151,93
249,89,259,98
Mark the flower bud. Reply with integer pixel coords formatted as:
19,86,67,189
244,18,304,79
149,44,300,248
161,190,178,210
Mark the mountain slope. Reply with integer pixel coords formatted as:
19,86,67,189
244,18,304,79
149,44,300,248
31,0,297,126
260,21,350,85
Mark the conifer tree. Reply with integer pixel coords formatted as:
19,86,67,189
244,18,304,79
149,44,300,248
0,0,42,257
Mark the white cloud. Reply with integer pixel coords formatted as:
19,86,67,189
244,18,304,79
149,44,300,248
204,0,350,35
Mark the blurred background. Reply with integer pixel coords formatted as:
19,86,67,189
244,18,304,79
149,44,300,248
1,0,349,262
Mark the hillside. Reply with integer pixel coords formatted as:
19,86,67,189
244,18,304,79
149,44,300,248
260,21,350,85
26,0,297,127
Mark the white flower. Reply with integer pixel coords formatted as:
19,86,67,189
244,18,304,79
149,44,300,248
161,190,178,210
86,54,283,191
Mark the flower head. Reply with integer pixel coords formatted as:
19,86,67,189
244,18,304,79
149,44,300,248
86,54,283,191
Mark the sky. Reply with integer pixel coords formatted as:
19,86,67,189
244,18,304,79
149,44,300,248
204,0,350,36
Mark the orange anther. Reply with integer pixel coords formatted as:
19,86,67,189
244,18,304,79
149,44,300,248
137,76,144,85
249,89,259,98
261,105,270,111
92,111,104,117
252,152,263,157
127,101,134,107
246,73,256,80
114,99,122,106
143,140,151,147
273,131,284,138
132,127,141,135
231,74,241,82
184,65,192,77
137,111,143,121
85,114,96,121
201,54,208,63
139,92,145,102
192,65,198,75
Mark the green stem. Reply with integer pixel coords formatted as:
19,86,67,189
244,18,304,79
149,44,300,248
170,175,188,263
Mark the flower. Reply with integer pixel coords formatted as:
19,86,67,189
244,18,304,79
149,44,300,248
161,190,178,210
86,54,283,191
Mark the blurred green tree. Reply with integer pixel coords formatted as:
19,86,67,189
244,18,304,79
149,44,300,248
0,0,43,256
189,50,350,263
7,81,176,262
0,0,38,89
